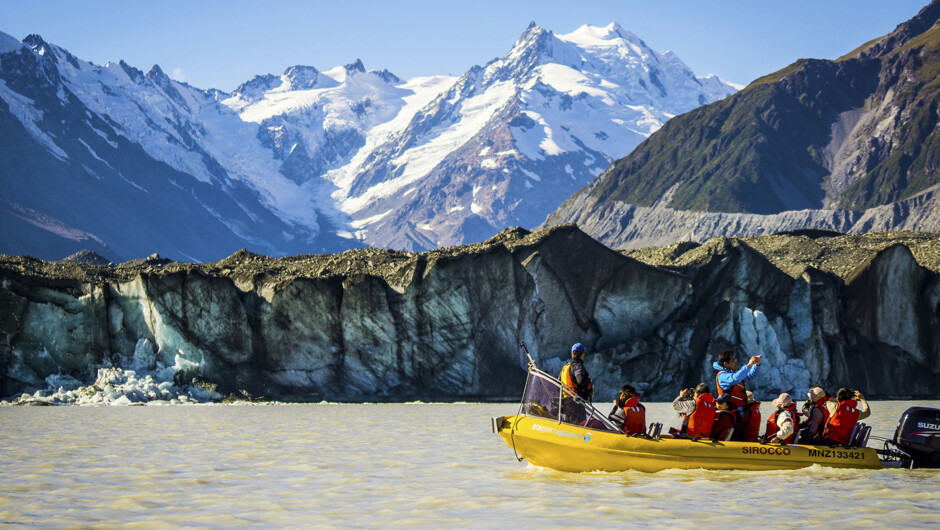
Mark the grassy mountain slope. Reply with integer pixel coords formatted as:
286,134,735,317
576,1,940,217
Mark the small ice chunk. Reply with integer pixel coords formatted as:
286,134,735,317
112,395,134,406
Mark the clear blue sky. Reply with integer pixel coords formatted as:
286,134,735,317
1,0,930,91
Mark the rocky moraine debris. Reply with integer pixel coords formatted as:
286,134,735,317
1,225,938,404
622,230,940,279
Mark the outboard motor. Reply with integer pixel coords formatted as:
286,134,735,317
893,407,940,468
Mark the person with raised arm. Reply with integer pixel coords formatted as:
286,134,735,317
821,388,871,446
672,383,715,438
713,350,762,411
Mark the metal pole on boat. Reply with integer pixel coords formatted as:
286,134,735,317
520,341,537,369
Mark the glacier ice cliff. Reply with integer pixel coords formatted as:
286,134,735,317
1,226,937,402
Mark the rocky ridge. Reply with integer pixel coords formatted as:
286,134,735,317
1,227,938,403
545,1,940,248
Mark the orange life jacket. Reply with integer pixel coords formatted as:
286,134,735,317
742,402,762,443
560,360,592,400
621,396,647,435
764,404,800,444
711,409,737,441
715,369,747,409
684,394,716,438
823,399,860,444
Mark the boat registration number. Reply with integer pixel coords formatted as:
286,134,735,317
806,448,865,460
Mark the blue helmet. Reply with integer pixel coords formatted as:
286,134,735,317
571,343,586,355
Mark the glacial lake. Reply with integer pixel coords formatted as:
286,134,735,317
2,400,938,527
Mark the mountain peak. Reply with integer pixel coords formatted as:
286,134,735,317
22,33,55,60
845,0,940,61
345,59,366,74
282,65,319,90
519,21,549,39
22,34,47,49
562,23,647,50
118,60,145,83
505,21,555,65
599,22,631,39
146,64,167,80
234,73,278,97
371,68,401,84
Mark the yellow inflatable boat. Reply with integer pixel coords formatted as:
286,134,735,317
493,414,881,472
490,358,931,472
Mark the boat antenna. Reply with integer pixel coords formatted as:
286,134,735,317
520,341,537,370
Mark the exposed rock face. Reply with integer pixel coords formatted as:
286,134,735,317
1,226,938,401
544,183,940,249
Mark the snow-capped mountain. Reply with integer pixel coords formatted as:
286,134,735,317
0,23,736,261
0,32,357,261
326,23,737,249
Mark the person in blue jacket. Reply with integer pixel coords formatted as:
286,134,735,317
713,350,761,411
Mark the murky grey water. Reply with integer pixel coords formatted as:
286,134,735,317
1,401,938,527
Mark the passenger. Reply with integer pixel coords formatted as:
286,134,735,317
821,388,871,445
559,343,593,424
801,386,831,417
672,383,715,438
711,393,738,441
763,393,799,444
608,384,646,435
736,390,762,443
796,386,832,444
714,350,762,411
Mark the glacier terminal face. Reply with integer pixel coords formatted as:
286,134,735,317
1,227,937,402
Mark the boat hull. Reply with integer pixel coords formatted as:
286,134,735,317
495,415,883,472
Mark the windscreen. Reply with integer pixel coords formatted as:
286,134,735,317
519,369,617,432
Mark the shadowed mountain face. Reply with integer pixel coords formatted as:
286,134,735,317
0,35,356,263
545,1,940,248
2,226,938,402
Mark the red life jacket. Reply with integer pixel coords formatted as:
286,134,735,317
823,399,860,444
765,404,800,444
715,369,747,409
742,402,762,443
711,409,737,441
621,396,647,435
684,394,716,438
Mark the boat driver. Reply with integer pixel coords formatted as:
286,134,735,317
559,343,593,424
